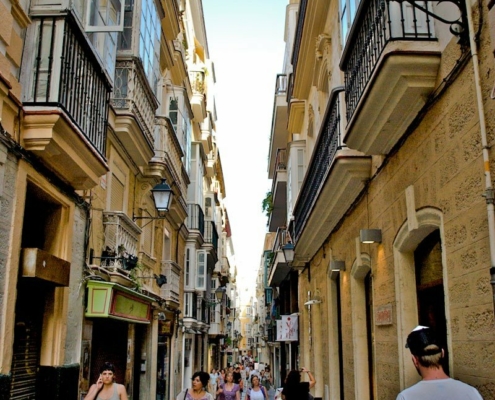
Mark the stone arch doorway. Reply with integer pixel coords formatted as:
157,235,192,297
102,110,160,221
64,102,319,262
393,207,452,389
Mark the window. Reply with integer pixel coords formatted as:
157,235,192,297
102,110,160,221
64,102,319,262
139,0,160,94
297,149,305,189
184,292,198,318
167,92,192,173
196,250,206,290
185,248,191,287
340,0,361,47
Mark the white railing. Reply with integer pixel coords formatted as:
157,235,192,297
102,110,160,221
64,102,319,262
103,211,142,257
160,260,181,304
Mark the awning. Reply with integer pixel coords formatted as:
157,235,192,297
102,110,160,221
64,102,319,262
85,280,154,324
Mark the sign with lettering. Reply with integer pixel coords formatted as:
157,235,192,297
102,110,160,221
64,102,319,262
375,304,393,326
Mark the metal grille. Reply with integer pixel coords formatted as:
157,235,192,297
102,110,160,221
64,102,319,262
293,89,344,244
342,0,436,123
112,57,158,145
186,203,205,237
10,323,41,400
25,14,110,157
160,261,181,304
103,211,142,257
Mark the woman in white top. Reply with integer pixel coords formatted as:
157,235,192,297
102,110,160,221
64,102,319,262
246,375,267,400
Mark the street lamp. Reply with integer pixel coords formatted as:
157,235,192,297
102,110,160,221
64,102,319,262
150,179,174,212
282,241,295,263
215,286,226,301
133,179,174,225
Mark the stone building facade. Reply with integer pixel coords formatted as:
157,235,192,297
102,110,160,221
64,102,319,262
265,0,495,399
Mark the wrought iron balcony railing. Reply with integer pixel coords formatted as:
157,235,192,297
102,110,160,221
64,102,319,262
24,14,111,157
292,88,345,244
187,203,205,237
204,221,219,252
112,56,158,146
160,260,181,304
341,0,437,123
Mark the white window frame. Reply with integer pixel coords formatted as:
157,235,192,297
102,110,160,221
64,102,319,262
85,0,125,32
196,250,207,290
340,0,361,47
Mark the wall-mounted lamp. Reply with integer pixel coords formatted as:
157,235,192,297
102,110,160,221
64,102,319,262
204,286,227,307
304,289,322,306
360,229,382,244
282,241,295,263
329,260,346,279
133,179,174,225
134,273,167,288
155,312,168,321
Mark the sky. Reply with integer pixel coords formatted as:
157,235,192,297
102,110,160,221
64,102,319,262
202,0,288,301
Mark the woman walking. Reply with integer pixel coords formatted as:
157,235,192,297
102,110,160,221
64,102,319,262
246,375,267,400
216,371,241,400
176,371,214,400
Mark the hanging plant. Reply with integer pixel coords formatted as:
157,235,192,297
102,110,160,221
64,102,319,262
261,191,273,218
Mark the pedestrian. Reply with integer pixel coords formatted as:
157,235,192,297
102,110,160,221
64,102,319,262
396,326,483,400
217,371,241,400
217,368,226,388
85,362,128,400
209,368,219,397
233,365,244,394
281,368,315,400
176,371,214,400
246,375,268,400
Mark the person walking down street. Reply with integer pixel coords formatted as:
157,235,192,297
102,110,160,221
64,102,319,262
281,368,315,400
208,368,219,397
233,365,244,394
246,375,268,400
217,371,241,400
85,362,128,400
217,368,226,389
176,371,214,400
396,326,483,400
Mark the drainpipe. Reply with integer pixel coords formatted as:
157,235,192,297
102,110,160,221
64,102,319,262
465,0,495,312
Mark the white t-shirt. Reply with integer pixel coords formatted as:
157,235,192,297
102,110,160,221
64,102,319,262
396,378,483,400
248,387,265,400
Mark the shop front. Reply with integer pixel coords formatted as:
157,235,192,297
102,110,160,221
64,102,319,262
81,280,155,400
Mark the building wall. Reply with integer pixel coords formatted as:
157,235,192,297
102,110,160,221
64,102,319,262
296,2,495,400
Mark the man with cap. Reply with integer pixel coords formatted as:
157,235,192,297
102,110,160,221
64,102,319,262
396,326,483,399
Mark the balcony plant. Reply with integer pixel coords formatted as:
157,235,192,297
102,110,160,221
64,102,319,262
261,191,273,218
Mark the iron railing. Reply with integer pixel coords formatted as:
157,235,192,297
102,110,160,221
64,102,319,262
292,88,345,244
341,0,436,123
103,211,142,258
186,203,205,237
189,70,205,94
25,15,111,157
112,56,158,147
204,221,219,252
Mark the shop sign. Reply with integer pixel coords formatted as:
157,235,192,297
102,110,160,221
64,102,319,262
375,303,393,326
86,280,152,323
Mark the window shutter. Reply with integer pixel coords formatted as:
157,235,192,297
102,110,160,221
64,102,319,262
110,174,125,211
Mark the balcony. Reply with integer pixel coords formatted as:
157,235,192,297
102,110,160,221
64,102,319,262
221,256,230,277
291,88,371,266
189,70,207,122
103,211,142,258
147,116,188,225
268,228,291,287
21,14,110,189
340,0,441,155
268,148,287,232
200,117,214,154
186,203,205,238
268,74,288,178
204,221,219,250
111,56,159,166
160,260,181,306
